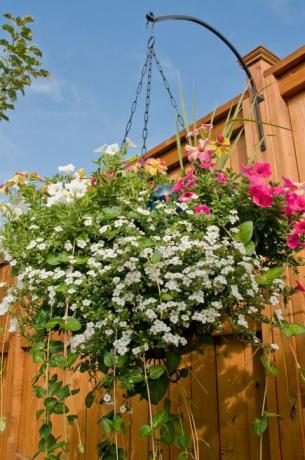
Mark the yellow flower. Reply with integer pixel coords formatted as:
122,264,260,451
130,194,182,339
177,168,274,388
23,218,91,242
207,134,230,157
144,158,167,176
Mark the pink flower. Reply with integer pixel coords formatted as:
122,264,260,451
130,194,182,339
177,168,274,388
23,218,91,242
241,162,272,180
197,139,209,152
185,145,200,162
194,204,211,215
216,171,227,185
248,182,273,207
172,170,196,193
287,232,301,249
271,185,285,196
90,177,97,184
284,192,305,215
197,150,213,162
282,177,298,190
172,178,184,193
186,124,213,137
199,161,215,169
296,280,305,292
178,192,198,202
294,220,305,234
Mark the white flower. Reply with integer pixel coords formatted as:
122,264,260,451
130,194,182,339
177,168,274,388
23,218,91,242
8,318,17,333
237,314,248,328
54,226,63,233
105,143,120,155
65,178,88,199
103,393,112,403
120,405,127,413
271,343,279,351
58,163,75,174
47,182,64,196
125,138,136,148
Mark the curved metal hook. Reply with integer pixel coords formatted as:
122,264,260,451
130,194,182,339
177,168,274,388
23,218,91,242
146,11,266,151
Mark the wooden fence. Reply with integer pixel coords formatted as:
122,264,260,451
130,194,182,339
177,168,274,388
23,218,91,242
1,44,305,460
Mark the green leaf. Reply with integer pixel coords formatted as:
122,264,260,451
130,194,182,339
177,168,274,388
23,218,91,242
260,356,279,377
252,416,268,436
235,221,253,245
165,351,182,374
160,422,175,444
139,424,152,437
281,321,305,337
113,414,123,432
67,414,78,425
75,256,89,265
39,422,52,439
53,402,68,414
245,241,256,255
63,317,82,332
46,254,60,266
103,351,115,367
46,317,63,331
101,417,114,433
256,266,284,287
49,340,64,354
153,410,168,428
66,352,79,367
148,365,165,380
150,252,162,263
176,434,191,449
49,354,66,369
85,390,94,408
149,374,169,405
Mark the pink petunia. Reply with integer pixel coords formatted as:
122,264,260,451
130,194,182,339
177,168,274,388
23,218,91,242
294,221,305,234
185,145,200,162
197,150,213,162
271,185,285,196
199,161,215,169
216,171,227,185
284,192,305,215
287,232,301,249
178,192,198,202
172,178,184,193
296,280,305,292
282,176,298,190
241,162,272,180
248,182,273,207
194,204,211,215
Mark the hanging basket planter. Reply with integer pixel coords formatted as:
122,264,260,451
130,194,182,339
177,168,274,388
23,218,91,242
1,33,305,460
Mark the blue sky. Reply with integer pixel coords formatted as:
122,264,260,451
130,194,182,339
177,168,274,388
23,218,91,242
0,0,304,181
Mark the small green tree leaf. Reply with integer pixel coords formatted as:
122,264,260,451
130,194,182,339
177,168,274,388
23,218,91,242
139,424,152,437
281,321,305,337
165,351,182,374
85,390,94,408
235,221,253,245
101,417,114,433
63,317,82,332
103,351,115,367
148,365,165,380
252,416,268,436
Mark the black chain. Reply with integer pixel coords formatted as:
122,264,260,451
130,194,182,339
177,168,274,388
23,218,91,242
152,49,186,131
120,40,153,151
141,46,153,156
121,34,185,154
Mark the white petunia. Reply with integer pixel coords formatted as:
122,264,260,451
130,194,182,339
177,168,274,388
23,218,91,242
104,143,120,155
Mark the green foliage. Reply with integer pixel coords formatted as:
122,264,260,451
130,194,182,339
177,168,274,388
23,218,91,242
0,13,49,120
281,321,305,337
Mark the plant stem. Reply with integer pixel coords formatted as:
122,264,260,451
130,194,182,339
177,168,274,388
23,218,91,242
143,357,157,459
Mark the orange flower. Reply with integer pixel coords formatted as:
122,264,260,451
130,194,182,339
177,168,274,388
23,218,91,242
144,158,167,176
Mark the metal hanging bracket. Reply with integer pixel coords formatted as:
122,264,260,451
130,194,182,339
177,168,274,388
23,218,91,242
146,11,266,151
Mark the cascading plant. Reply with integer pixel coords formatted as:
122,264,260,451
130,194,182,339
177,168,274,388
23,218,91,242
1,129,305,459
